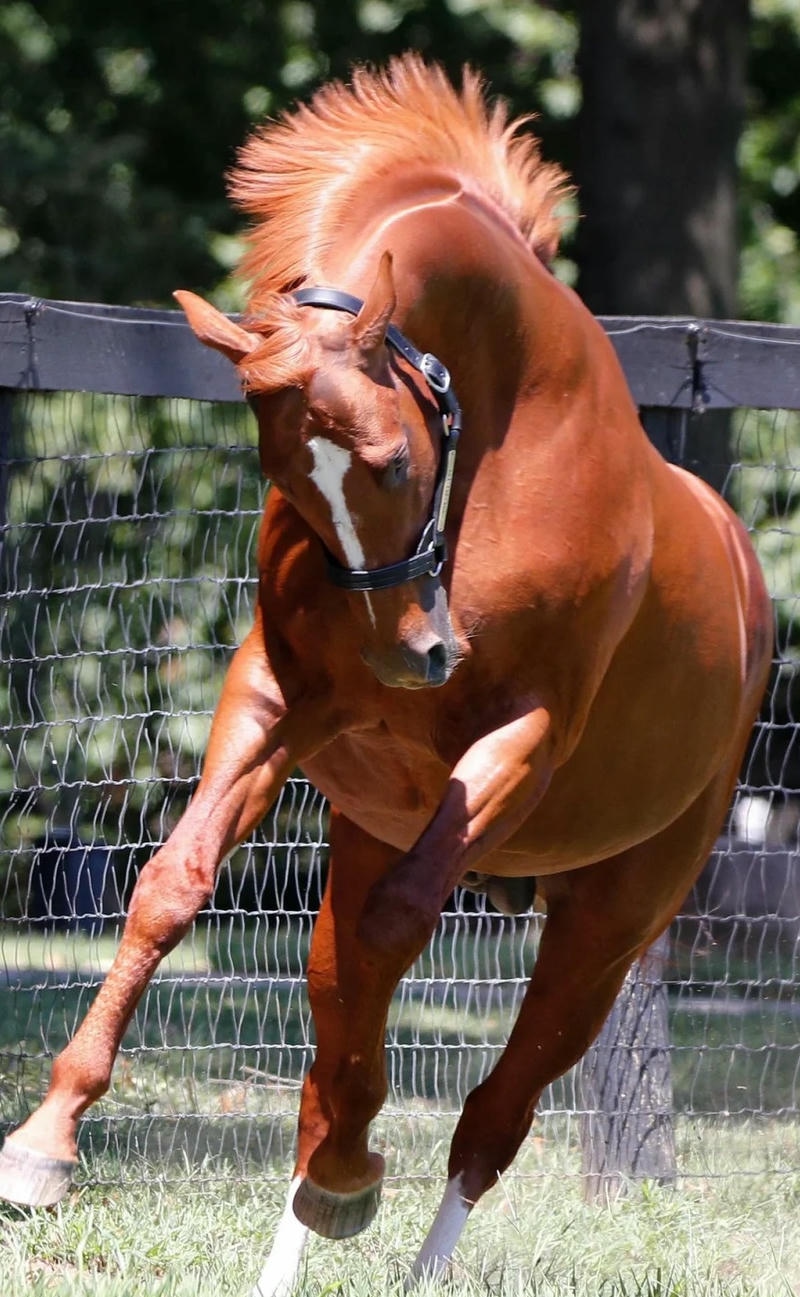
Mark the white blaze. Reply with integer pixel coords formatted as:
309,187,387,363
307,437,376,625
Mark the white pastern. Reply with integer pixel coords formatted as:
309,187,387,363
252,1176,310,1297
406,1173,472,1290
308,436,376,626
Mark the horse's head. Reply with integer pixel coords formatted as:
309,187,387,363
176,254,460,689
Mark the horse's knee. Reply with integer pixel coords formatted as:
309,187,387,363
357,865,440,965
126,848,215,953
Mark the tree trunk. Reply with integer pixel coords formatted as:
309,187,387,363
575,0,749,318
573,11,749,1198
580,931,676,1202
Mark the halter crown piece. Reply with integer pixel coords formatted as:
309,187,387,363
292,286,462,592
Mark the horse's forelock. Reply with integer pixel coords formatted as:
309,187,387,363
240,297,314,395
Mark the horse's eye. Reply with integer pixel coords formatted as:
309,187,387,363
381,452,409,490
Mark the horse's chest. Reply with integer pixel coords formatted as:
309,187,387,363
301,727,448,850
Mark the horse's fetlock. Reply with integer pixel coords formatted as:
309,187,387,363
448,1078,537,1197
50,1048,109,1109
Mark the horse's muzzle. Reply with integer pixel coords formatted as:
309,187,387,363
362,638,454,689
361,572,458,688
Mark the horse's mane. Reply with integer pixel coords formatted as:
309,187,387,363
230,55,571,313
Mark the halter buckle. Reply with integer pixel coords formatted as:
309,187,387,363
420,353,451,394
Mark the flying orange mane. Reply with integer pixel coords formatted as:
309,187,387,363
229,54,571,314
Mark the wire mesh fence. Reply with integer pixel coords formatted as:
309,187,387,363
1,348,799,1191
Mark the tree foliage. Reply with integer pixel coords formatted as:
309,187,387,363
0,0,579,308
742,0,800,322
1,1,798,320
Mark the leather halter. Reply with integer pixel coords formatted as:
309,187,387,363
292,286,462,592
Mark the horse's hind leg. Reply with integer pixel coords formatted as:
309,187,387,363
408,767,741,1286
0,631,314,1208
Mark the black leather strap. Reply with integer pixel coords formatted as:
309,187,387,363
292,286,461,422
291,286,461,591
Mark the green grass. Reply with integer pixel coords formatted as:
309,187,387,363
1,922,799,1293
0,1129,798,1296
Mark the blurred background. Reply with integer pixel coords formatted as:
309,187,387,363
2,5,800,1247
1,0,797,323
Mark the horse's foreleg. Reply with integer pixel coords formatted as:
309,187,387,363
407,769,739,1287
357,706,555,958
252,814,400,1295
255,709,557,1289
0,632,319,1208
287,711,555,1249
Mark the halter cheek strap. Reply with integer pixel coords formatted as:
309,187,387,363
291,286,462,592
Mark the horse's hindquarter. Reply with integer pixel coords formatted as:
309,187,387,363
514,450,772,870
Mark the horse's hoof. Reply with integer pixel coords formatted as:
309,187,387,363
292,1175,382,1239
0,1140,76,1207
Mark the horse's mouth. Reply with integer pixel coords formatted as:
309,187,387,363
361,643,456,689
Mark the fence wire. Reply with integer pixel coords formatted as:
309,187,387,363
0,391,798,1187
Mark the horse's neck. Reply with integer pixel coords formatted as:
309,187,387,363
319,168,456,275
324,169,534,317
363,185,578,415
322,175,591,479
335,184,541,363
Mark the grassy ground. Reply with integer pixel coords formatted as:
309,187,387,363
0,1129,798,1296
2,922,799,1294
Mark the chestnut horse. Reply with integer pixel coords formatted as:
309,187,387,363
0,57,772,1293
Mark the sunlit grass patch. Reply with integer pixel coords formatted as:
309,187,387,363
1,1124,798,1297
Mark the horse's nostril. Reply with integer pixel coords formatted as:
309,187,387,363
426,641,449,682
363,639,452,688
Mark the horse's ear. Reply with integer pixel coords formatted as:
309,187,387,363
174,290,261,364
351,251,397,354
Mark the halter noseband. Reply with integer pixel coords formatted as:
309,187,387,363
292,286,462,592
